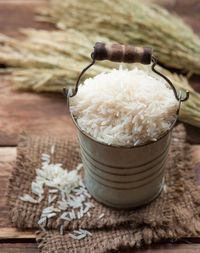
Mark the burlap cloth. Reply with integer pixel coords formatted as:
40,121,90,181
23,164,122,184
7,124,200,252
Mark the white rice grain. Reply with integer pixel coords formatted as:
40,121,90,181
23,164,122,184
69,211,74,220
58,200,68,210
69,229,91,240
43,206,54,213
48,195,57,203
20,194,42,204
47,213,57,218
51,145,55,154
40,224,46,233
76,163,83,171
49,189,58,193
60,225,64,235
98,213,104,219
73,230,82,235
84,192,91,198
41,153,50,158
79,229,92,236
38,217,47,225
76,234,86,239
69,233,80,240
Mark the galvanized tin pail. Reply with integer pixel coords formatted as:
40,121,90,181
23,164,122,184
65,42,189,209
72,114,172,208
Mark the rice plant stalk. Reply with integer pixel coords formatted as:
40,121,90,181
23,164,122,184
36,0,200,74
0,29,199,127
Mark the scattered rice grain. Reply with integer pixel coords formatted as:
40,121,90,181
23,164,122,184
38,217,47,225
47,213,57,218
60,225,64,235
76,163,83,171
98,213,104,219
51,145,55,154
48,195,57,203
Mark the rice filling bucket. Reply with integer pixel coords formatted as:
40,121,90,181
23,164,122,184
64,43,189,209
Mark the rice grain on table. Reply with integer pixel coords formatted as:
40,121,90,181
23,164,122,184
70,68,178,146
20,150,96,239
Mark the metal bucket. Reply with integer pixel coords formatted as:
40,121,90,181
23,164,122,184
71,114,172,209
65,42,189,209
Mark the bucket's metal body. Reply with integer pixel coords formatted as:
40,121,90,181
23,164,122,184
64,43,189,209
65,42,189,209
72,113,172,209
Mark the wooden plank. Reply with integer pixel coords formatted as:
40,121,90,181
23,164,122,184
0,147,16,162
1,243,39,253
134,243,200,253
0,148,16,229
0,228,35,239
0,1,75,146
0,0,55,38
0,0,75,146
0,77,76,146
1,243,200,253
0,147,35,239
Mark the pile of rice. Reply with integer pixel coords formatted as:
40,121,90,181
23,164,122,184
70,68,178,146
20,146,106,239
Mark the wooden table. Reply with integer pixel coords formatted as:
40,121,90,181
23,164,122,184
0,0,200,252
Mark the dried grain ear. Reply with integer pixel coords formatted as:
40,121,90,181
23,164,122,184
37,0,200,73
1,31,198,127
